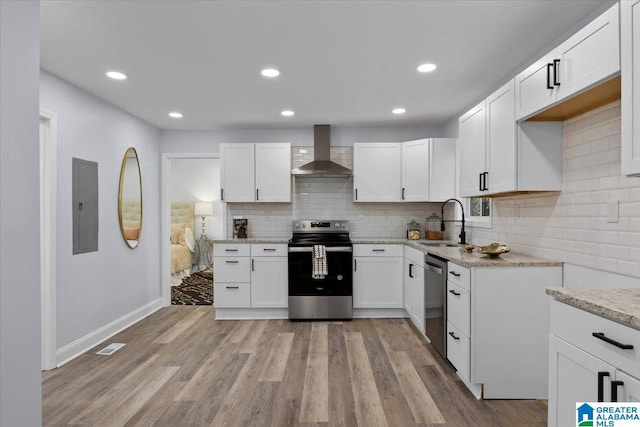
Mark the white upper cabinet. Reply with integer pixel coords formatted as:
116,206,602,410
354,140,456,202
220,144,255,202
555,3,619,103
255,144,292,202
486,80,517,195
353,143,402,202
515,3,620,121
622,0,640,176
459,80,562,198
220,143,291,203
401,139,430,201
459,102,487,198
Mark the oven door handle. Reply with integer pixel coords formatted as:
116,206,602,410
288,246,353,253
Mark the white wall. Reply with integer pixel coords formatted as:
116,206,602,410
0,1,42,425
40,71,162,350
170,158,224,238
160,124,446,152
463,101,640,279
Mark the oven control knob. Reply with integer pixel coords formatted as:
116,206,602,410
302,223,306,228
295,223,299,228
335,223,340,227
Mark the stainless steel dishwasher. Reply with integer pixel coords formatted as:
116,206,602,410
424,253,447,358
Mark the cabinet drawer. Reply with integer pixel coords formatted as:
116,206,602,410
447,262,470,291
551,300,640,379
250,244,287,257
214,244,250,257
447,321,470,382
447,281,470,337
215,283,250,308
213,257,250,282
353,244,403,257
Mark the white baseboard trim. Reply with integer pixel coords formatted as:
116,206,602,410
56,298,163,367
353,308,408,318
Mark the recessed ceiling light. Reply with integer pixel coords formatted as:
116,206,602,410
281,110,295,117
106,71,127,80
392,108,406,115
168,112,183,118
261,68,280,78
417,63,437,73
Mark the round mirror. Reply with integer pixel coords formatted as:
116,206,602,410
118,147,142,248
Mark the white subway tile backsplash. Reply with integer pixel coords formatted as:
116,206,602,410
461,100,639,278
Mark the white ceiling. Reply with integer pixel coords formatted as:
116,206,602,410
40,0,608,131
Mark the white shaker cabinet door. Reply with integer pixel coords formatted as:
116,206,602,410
220,144,255,202
515,51,558,121
250,256,288,308
353,256,403,308
255,143,291,202
401,139,430,201
458,102,486,198
556,3,620,103
353,143,402,202
486,80,517,195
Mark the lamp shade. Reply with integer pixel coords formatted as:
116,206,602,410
194,202,213,216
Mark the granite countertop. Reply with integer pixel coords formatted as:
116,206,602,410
209,238,290,244
352,239,562,268
546,288,640,331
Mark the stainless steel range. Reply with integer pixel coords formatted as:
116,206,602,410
288,220,353,320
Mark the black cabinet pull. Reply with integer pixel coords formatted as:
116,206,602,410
553,59,561,86
612,380,624,402
546,63,554,89
402,188,406,200
372,249,385,252
221,188,224,201
263,248,276,252
449,289,461,296
225,260,239,264
355,188,358,200
592,332,634,350
225,286,239,289
354,259,357,271
448,331,460,340
597,371,610,402
483,172,489,191
449,271,461,277
479,173,483,192
251,259,254,271
225,249,238,252
409,263,414,278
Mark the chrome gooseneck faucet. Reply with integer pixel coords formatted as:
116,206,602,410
440,198,466,245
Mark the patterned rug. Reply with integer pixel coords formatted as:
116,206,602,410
171,271,213,305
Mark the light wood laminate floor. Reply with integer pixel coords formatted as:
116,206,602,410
43,306,547,426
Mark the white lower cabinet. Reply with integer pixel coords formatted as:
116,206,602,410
250,255,287,308
548,300,640,427
213,243,287,310
353,244,403,308
404,246,425,332
446,262,562,399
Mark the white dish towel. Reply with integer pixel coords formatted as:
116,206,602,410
312,244,328,279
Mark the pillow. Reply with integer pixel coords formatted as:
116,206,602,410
170,224,185,245
123,227,139,240
184,227,196,252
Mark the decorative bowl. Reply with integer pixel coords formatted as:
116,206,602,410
463,244,475,253
477,242,511,258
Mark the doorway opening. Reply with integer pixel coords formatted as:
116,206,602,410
161,153,224,307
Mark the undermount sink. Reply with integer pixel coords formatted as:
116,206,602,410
418,242,459,248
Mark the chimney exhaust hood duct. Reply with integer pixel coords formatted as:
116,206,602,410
291,125,352,177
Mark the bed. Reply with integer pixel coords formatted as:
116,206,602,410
170,201,196,285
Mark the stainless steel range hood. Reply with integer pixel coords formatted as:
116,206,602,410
291,125,352,177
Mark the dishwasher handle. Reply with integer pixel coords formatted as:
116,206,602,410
425,262,443,275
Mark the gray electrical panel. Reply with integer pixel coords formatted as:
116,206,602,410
72,158,98,254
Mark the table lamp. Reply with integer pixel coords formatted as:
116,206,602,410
194,202,213,239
